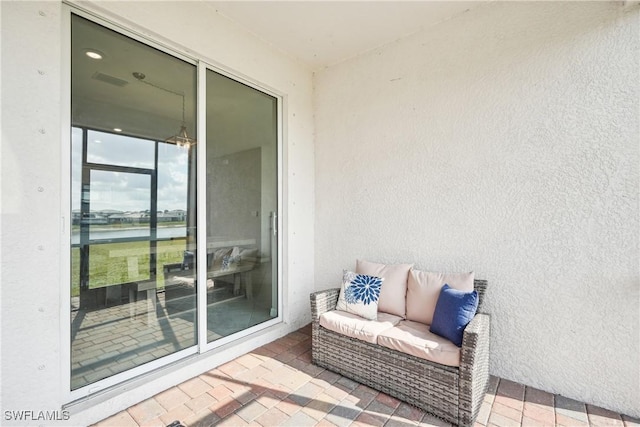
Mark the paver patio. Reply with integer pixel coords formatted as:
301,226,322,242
72,279,273,390
94,324,639,427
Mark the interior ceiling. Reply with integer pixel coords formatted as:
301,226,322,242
72,14,274,157
209,1,485,69
72,14,198,143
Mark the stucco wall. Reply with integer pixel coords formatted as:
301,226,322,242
0,1,314,425
314,2,639,417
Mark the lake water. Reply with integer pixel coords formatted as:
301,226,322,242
71,226,186,244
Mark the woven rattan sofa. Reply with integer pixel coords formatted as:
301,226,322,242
310,276,490,427
162,244,259,313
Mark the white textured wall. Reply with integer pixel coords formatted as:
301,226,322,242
315,2,639,417
0,1,314,425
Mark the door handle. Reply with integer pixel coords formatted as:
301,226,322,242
271,211,277,236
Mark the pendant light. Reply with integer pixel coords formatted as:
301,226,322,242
132,71,196,148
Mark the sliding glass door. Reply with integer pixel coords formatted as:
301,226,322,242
70,14,197,391
69,11,279,394
203,70,279,343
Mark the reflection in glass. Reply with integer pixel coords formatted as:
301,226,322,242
87,130,155,169
70,14,197,390
88,170,151,240
203,70,278,342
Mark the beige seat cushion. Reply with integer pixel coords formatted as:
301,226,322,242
377,320,462,367
356,259,412,318
406,270,474,325
319,310,402,344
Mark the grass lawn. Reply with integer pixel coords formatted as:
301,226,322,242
71,238,188,297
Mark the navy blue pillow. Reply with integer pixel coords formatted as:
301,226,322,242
430,284,479,347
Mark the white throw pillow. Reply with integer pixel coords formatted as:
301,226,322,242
336,270,384,320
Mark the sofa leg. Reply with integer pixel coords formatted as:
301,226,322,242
244,273,253,299
233,274,241,296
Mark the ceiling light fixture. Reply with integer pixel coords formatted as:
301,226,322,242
132,71,196,149
84,49,104,60
113,128,122,132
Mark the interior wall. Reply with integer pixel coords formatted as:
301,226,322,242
0,0,314,425
314,2,639,417
207,148,261,246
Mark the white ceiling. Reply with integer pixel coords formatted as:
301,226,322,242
209,1,486,69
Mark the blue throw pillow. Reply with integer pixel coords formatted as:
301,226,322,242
430,284,479,347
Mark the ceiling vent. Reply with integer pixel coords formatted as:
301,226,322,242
91,72,129,87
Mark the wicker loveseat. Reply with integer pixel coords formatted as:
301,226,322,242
310,267,490,427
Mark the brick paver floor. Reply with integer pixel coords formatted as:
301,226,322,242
71,286,273,390
94,324,639,427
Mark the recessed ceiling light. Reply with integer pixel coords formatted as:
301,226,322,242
94,139,102,144
84,49,104,60
113,128,122,132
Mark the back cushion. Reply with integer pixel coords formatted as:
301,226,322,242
211,247,232,270
356,260,412,318
406,270,475,325
239,248,259,268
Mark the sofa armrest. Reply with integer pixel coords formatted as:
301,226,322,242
310,288,340,321
461,313,490,350
459,313,491,426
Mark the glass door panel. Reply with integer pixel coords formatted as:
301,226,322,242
70,14,197,391
205,70,278,342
